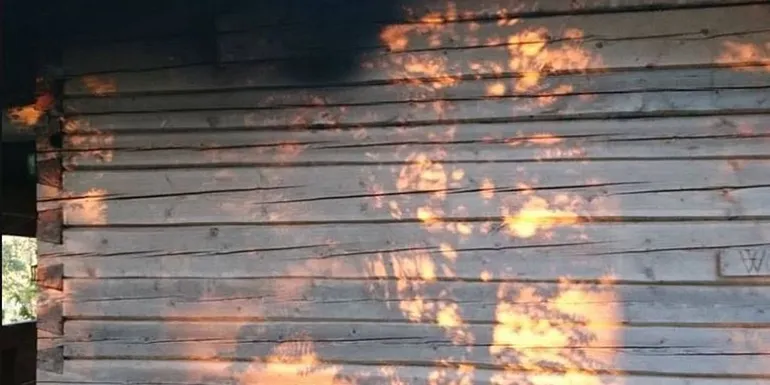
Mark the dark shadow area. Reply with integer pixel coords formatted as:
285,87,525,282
226,0,403,82
3,0,405,87
0,322,36,385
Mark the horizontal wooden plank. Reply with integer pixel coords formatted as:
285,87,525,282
63,278,770,324
41,221,770,282
60,183,770,224
58,160,770,224
62,87,770,133
61,116,770,168
62,67,770,114
62,321,770,376
218,0,761,29
39,360,770,385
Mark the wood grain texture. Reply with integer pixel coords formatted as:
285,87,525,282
62,67,770,114
62,278,770,324
40,221,770,281
37,360,770,385
719,246,770,277
58,159,770,224
61,88,770,134
60,114,770,168
58,321,770,376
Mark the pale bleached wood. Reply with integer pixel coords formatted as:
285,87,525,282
219,4,770,62
719,246,770,278
62,88,770,133
59,114,770,167
63,160,770,197
59,159,770,225
62,67,770,114
61,115,770,167
62,136,770,168
41,221,770,281
61,183,770,224
63,277,770,324
40,360,770,385
61,321,770,375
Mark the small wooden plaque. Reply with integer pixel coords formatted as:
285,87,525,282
718,247,770,277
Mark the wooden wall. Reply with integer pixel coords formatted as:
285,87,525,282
37,1,770,384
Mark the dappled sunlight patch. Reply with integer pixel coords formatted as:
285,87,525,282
502,195,581,239
491,278,619,385
65,188,108,225
81,75,118,96
506,27,596,95
717,41,770,71
64,119,115,166
239,333,343,385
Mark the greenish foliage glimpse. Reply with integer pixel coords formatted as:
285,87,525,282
2,235,37,324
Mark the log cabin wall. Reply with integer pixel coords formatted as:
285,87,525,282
36,1,770,384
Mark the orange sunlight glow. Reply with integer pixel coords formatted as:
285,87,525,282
491,278,619,385
6,92,54,126
240,335,343,385
502,195,581,239
63,120,115,165
66,188,108,225
507,28,596,93
81,75,118,96
717,41,770,71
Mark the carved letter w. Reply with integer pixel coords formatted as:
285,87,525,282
740,248,767,274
